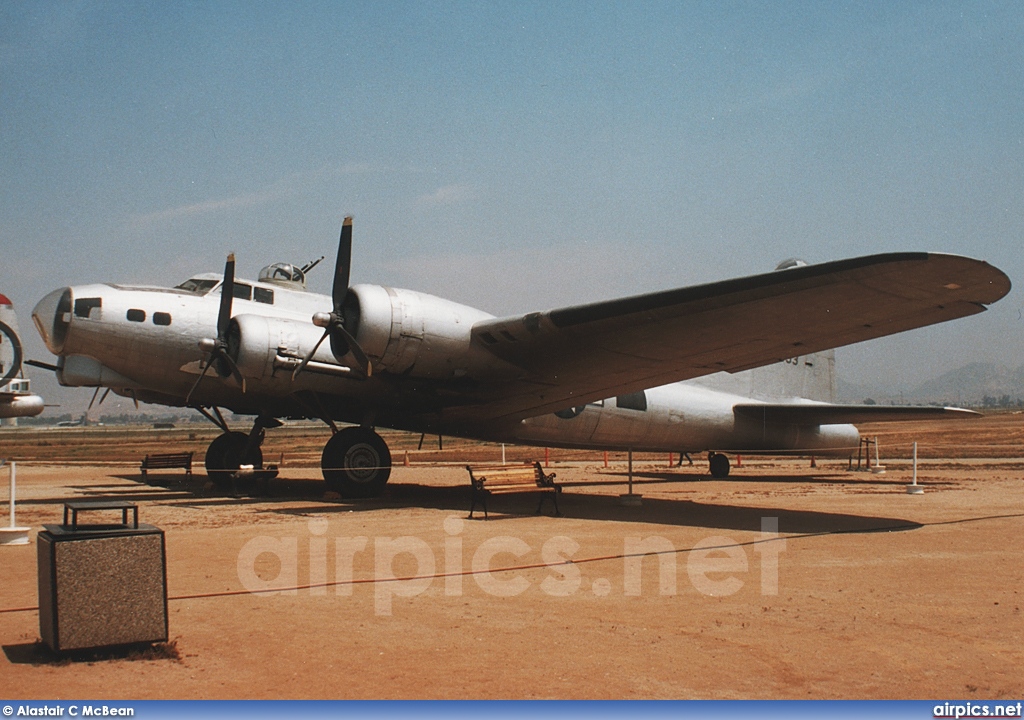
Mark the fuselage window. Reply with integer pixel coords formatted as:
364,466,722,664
232,283,252,301
253,287,274,304
153,312,172,326
554,406,586,419
74,297,101,318
127,309,146,322
616,391,648,412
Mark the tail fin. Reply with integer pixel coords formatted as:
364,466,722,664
1,293,24,386
747,349,836,403
686,349,837,403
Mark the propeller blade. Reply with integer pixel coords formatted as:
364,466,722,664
217,253,236,341
331,323,372,377
26,359,59,372
185,359,214,405
333,216,353,309
88,387,100,411
218,350,246,393
291,328,331,381
99,388,111,406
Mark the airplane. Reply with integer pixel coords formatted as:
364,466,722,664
30,217,1011,495
0,294,45,421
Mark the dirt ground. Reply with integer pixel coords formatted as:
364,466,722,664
0,415,1021,699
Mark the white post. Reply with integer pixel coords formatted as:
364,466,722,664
870,435,886,474
906,441,923,494
913,442,918,484
1,460,30,545
501,444,506,466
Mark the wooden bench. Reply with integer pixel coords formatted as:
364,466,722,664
140,452,193,481
466,462,561,519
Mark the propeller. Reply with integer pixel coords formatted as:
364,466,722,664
292,216,372,380
87,387,111,411
186,253,246,404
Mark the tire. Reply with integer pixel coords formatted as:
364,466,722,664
321,427,392,498
709,452,730,479
205,431,262,487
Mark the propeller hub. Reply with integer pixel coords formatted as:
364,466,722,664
198,337,217,353
312,312,335,329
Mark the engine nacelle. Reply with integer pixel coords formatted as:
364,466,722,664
229,314,338,381
346,285,495,378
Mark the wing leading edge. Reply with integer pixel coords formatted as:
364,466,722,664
464,252,1010,423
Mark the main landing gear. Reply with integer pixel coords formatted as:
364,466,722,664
194,407,393,497
321,426,392,498
709,452,731,479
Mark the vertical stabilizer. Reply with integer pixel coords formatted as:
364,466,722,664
685,350,836,403
747,349,836,402
0,293,23,385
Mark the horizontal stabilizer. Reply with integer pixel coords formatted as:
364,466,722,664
733,403,980,425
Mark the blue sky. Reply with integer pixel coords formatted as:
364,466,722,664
2,1,1022,412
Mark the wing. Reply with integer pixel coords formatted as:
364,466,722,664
733,403,979,425
462,252,1009,423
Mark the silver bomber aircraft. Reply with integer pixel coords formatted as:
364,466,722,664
30,218,1011,495
1,293,44,421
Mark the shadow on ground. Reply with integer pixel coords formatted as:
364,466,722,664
40,472,924,536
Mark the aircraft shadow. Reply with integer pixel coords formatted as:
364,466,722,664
273,480,922,535
33,473,922,536
589,470,948,488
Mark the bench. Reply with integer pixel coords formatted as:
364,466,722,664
140,452,193,481
466,461,561,519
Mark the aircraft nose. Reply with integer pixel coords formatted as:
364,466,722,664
32,287,72,355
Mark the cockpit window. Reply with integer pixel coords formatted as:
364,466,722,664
175,278,219,295
232,283,252,301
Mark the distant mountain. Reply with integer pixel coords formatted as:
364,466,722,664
838,362,1024,408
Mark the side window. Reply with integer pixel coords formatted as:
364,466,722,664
232,283,252,301
153,312,172,326
616,391,648,412
253,287,274,304
127,309,146,322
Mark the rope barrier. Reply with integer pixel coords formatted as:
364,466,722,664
3,512,1021,615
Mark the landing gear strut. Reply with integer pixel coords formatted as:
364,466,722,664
321,426,392,498
709,452,731,478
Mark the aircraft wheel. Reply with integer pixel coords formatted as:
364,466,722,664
709,452,730,478
205,431,262,486
321,427,392,498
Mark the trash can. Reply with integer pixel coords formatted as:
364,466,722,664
37,500,168,653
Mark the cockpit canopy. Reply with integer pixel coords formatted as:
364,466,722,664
174,274,220,295
258,263,307,289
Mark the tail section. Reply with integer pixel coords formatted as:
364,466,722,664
747,349,836,403
685,349,835,403
1,294,45,422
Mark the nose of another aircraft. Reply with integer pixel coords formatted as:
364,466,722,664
32,287,72,355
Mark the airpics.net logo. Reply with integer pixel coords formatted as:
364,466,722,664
235,516,786,615
934,702,1023,718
